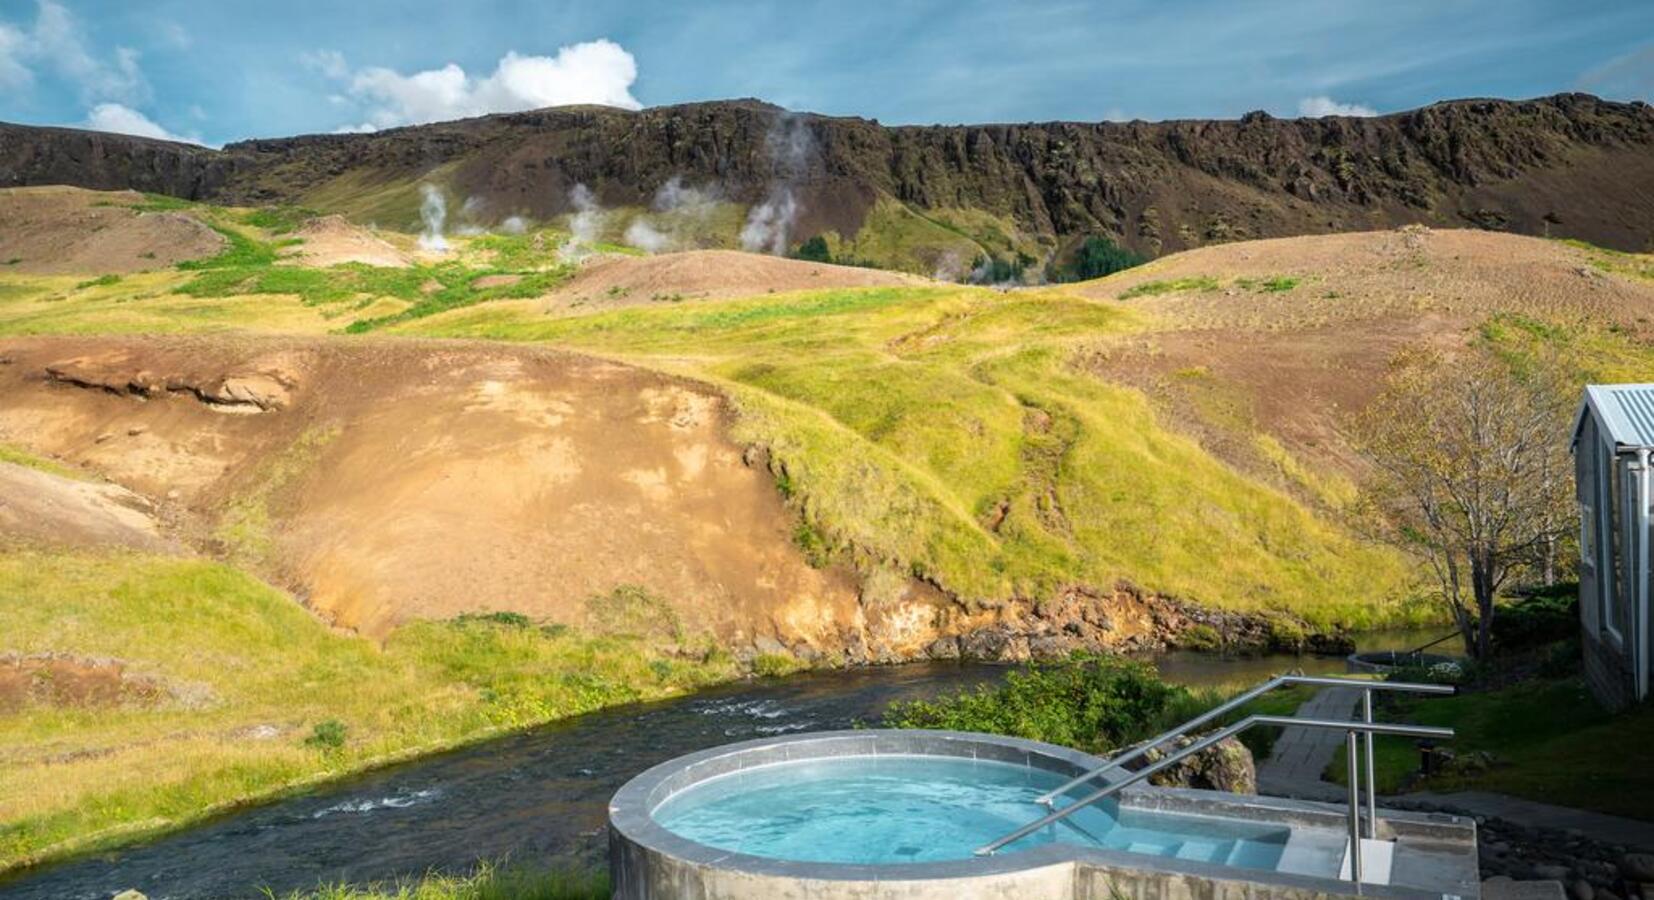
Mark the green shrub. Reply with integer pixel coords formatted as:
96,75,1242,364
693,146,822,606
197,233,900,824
1493,586,1578,651
752,653,806,678
1060,236,1147,281
454,611,533,629
304,719,348,751
884,655,1189,754
1179,623,1223,651
73,274,122,290
792,520,832,567
791,235,833,263
1265,615,1308,651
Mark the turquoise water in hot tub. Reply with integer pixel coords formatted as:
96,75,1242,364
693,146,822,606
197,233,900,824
652,755,1289,867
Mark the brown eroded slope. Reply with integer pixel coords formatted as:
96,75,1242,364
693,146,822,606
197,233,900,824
544,249,929,310
278,215,412,268
1079,228,1654,494
0,462,174,552
0,186,224,274
0,335,865,642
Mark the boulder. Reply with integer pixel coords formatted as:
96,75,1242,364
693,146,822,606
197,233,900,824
1143,734,1256,794
1623,855,1654,884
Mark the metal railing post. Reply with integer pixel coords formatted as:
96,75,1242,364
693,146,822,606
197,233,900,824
1347,729,1363,888
1362,687,1376,839
972,714,1455,858
1032,675,1455,809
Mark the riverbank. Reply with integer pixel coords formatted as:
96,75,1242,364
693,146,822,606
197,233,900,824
0,549,739,874
2,637,1438,900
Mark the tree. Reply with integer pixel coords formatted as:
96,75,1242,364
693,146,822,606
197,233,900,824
1352,350,1574,658
1065,236,1146,281
790,235,832,263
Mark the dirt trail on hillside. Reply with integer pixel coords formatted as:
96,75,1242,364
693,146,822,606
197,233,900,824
0,335,868,643
0,186,224,274
543,249,930,310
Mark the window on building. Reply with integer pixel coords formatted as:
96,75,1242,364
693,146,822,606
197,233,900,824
1607,452,1626,645
1581,502,1597,572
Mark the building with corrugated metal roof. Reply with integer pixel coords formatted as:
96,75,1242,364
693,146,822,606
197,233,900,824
1572,384,1653,710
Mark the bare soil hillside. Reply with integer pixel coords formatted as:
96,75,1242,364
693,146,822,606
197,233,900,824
1082,227,1654,491
0,336,867,642
279,215,411,267
0,186,224,274
0,462,174,552
546,249,928,310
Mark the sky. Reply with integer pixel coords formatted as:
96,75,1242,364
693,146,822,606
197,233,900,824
1,0,1651,147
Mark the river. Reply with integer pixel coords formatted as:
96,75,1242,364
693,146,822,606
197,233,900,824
0,630,1448,900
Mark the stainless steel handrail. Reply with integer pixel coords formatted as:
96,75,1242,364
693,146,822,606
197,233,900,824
974,714,1454,862
1033,675,1454,807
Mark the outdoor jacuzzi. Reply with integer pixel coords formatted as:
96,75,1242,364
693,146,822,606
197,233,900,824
608,730,1481,900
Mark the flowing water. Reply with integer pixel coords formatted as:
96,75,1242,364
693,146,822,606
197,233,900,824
0,630,1449,900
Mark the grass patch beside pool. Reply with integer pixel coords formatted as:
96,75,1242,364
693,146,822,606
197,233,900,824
1329,676,1654,821
274,862,608,900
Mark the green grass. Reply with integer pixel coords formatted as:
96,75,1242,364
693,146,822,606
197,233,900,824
243,205,323,234
1235,275,1299,293
0,443,91,481
0,549,736,870
1561,238,1654,282
1119,276,1221,298
272,862,608,900
402,284,1419,628
818,196,996,277
1330,677,1654,820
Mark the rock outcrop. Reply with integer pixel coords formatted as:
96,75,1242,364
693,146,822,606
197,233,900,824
4,94,1654,256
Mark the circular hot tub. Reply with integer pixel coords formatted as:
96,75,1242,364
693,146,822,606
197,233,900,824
1345,650,1460,675
607,730,1299,900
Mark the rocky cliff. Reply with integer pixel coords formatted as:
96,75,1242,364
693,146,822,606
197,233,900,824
4,93,1652,257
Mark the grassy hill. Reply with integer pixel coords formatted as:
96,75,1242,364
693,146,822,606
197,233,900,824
6,189,1654,873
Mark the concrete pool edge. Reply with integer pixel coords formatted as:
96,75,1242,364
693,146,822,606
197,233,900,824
607,729,1481,900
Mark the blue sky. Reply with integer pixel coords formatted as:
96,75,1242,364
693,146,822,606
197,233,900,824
1,0,1651,146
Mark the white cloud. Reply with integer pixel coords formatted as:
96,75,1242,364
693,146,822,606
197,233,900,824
325,40,641,131
85,102,202,145
0,0,148,103
0,22,31,89
301,48,349,80
1297,96,1378,118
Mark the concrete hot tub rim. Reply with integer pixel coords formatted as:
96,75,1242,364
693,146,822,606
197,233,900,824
607,729,1108,880
606,729,1481,900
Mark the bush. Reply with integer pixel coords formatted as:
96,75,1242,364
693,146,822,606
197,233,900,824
752,653,806,678
791,235,832,263
454,611,533,629
74,274,121,290
1179,623,1223,651
304,720,348,751
884,655,1190,754
1060,236,1147,281
1493,586,1578,651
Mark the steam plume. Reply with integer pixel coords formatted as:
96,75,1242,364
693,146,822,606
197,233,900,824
623,176,722,253
560,183,605,260
418,184,449,252
740,113,813,255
